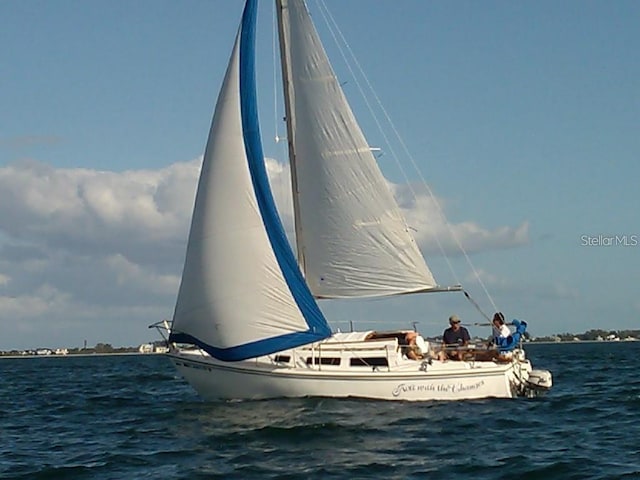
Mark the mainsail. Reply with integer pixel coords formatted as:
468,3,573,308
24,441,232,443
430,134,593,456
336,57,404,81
277,0,438,299
169,0,331,361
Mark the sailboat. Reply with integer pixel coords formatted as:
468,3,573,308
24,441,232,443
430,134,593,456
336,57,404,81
153,0,552,401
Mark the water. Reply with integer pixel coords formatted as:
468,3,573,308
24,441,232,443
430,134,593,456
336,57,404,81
1,342,638,479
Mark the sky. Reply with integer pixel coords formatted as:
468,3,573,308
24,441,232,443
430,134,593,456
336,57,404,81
1,0,638,350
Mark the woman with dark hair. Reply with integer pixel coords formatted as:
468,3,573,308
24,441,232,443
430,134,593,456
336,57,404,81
490,312,514,360
492,312,510,342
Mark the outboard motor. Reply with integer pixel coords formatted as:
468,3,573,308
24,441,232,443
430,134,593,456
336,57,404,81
524,369,553,397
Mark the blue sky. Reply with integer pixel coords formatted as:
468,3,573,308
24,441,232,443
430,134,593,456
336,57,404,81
1,0,638,350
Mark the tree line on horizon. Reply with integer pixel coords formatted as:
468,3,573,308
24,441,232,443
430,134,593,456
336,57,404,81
2,331,638,356
531,329,640,342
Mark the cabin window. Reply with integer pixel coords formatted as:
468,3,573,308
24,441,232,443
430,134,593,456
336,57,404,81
350,357,389,367
306,357,341,366
274,355,290,363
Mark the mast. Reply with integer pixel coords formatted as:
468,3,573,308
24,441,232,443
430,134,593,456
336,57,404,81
275,0,306,275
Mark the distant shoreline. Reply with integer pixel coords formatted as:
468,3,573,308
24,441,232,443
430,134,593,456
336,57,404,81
2,339,636,360
527,339,638,345
0,352,166,360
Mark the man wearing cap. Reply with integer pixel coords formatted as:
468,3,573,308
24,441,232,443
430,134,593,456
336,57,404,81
442,315,471,360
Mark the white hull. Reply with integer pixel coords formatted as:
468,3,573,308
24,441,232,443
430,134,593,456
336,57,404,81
168,333,545,401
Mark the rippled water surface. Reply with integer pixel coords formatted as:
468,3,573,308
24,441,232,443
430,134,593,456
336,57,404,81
1,342,639,479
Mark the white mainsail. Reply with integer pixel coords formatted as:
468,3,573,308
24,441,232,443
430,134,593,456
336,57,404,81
170,0,330,361
278,0,437,299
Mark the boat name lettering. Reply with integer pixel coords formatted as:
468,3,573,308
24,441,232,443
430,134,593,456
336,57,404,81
392,380,485,397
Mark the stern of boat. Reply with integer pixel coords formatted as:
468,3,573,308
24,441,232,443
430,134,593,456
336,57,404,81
510,349,552,398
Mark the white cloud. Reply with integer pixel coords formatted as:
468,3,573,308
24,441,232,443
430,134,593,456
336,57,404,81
0,159,198,262
0,159,197,349
393,186,529,256
0,157,529,350
0,284,69,319
463,268,510,289
105,253,180,296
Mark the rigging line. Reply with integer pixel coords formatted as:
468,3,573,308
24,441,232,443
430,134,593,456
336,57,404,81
463,291,491,322
272,1,280,143
316,0,497,313
331,319,443,327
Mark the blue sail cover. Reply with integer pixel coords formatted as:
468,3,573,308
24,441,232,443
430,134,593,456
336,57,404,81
169,0,331,361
